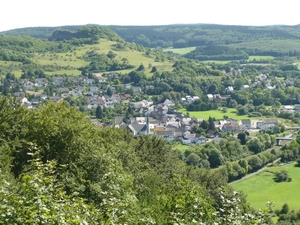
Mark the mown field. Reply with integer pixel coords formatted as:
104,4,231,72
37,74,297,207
178,108,265,121
231,162,300,211
163,47,196,55
248,55,275,61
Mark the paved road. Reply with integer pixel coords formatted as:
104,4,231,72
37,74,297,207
229,158,281,185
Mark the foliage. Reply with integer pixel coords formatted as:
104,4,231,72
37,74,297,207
275,170,292,182
0,156,102,224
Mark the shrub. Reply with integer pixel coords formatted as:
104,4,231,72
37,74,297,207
275,170,291,182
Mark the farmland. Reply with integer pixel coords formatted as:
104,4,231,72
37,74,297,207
231,162,300,211
178,108,265,121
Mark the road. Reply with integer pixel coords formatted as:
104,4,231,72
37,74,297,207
229,158,281,185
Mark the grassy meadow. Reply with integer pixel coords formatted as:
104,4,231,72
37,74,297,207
248,55,275,61
178,108,265,121
163,47,196,55
231,162,300,211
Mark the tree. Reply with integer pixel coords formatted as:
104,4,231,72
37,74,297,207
247,155,263,172
137,63,145,71
106,86,113,96
280,203,290,214
237,132,247,145
150,66,157,73
275,170,291,182
107,50,116,59
0,156,102,224
247,138,265,154
186,153,201,166
96,105,103,119
208,116,216,131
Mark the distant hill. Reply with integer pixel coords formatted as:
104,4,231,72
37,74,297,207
3,23,300,59
108,24,300,48
48,25,122,42
0,26,81,39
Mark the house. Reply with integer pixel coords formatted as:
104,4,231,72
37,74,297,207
295,104,300,111
94,73,107,83
35,78,48,87
83,79,95,85
239,119,251,129
57,87,69,94
52,76,64,86
124,84,132,89
192,96,200,102
30,98,40,105
263,119,279,126
108,72,119,80
226,86,234,92
123,121,149,135
90,86,99,93
37,94,48,100
23,81,34,89
164,99,175,107
213,94,222,103
185,96,194,104
207,94,213,101
155,130,174,142
180,97,186,103
13,92,25,97
261,123,277,132
242,85,250,89
114,116,124,128
221,122,242,132
283,105,293,111
133,86,142,93
75,86,84,94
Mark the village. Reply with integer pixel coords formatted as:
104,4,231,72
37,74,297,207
2,71,298,146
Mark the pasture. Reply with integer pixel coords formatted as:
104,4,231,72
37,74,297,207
248,55,275,61
163,47,196,55
231,162,300,211
178,108,258,121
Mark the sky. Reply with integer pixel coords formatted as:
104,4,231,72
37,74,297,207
1,0,300,32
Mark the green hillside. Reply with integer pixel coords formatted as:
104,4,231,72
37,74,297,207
231,162,300,211
0,25,174,78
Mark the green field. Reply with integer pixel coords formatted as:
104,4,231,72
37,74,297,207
231,162,300,211
163,47,196,55
178,108,262,121
201,60,231,64
172,143,190,153
248,55,275,61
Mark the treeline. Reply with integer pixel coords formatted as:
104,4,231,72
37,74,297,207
0,96,273,224
0,35,72,53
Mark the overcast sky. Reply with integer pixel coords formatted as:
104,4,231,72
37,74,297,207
1,0,300,31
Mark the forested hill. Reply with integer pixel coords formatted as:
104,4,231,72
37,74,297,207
3,24,300,48
48,25,122,42
109,24,300,48
0,25,81,39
